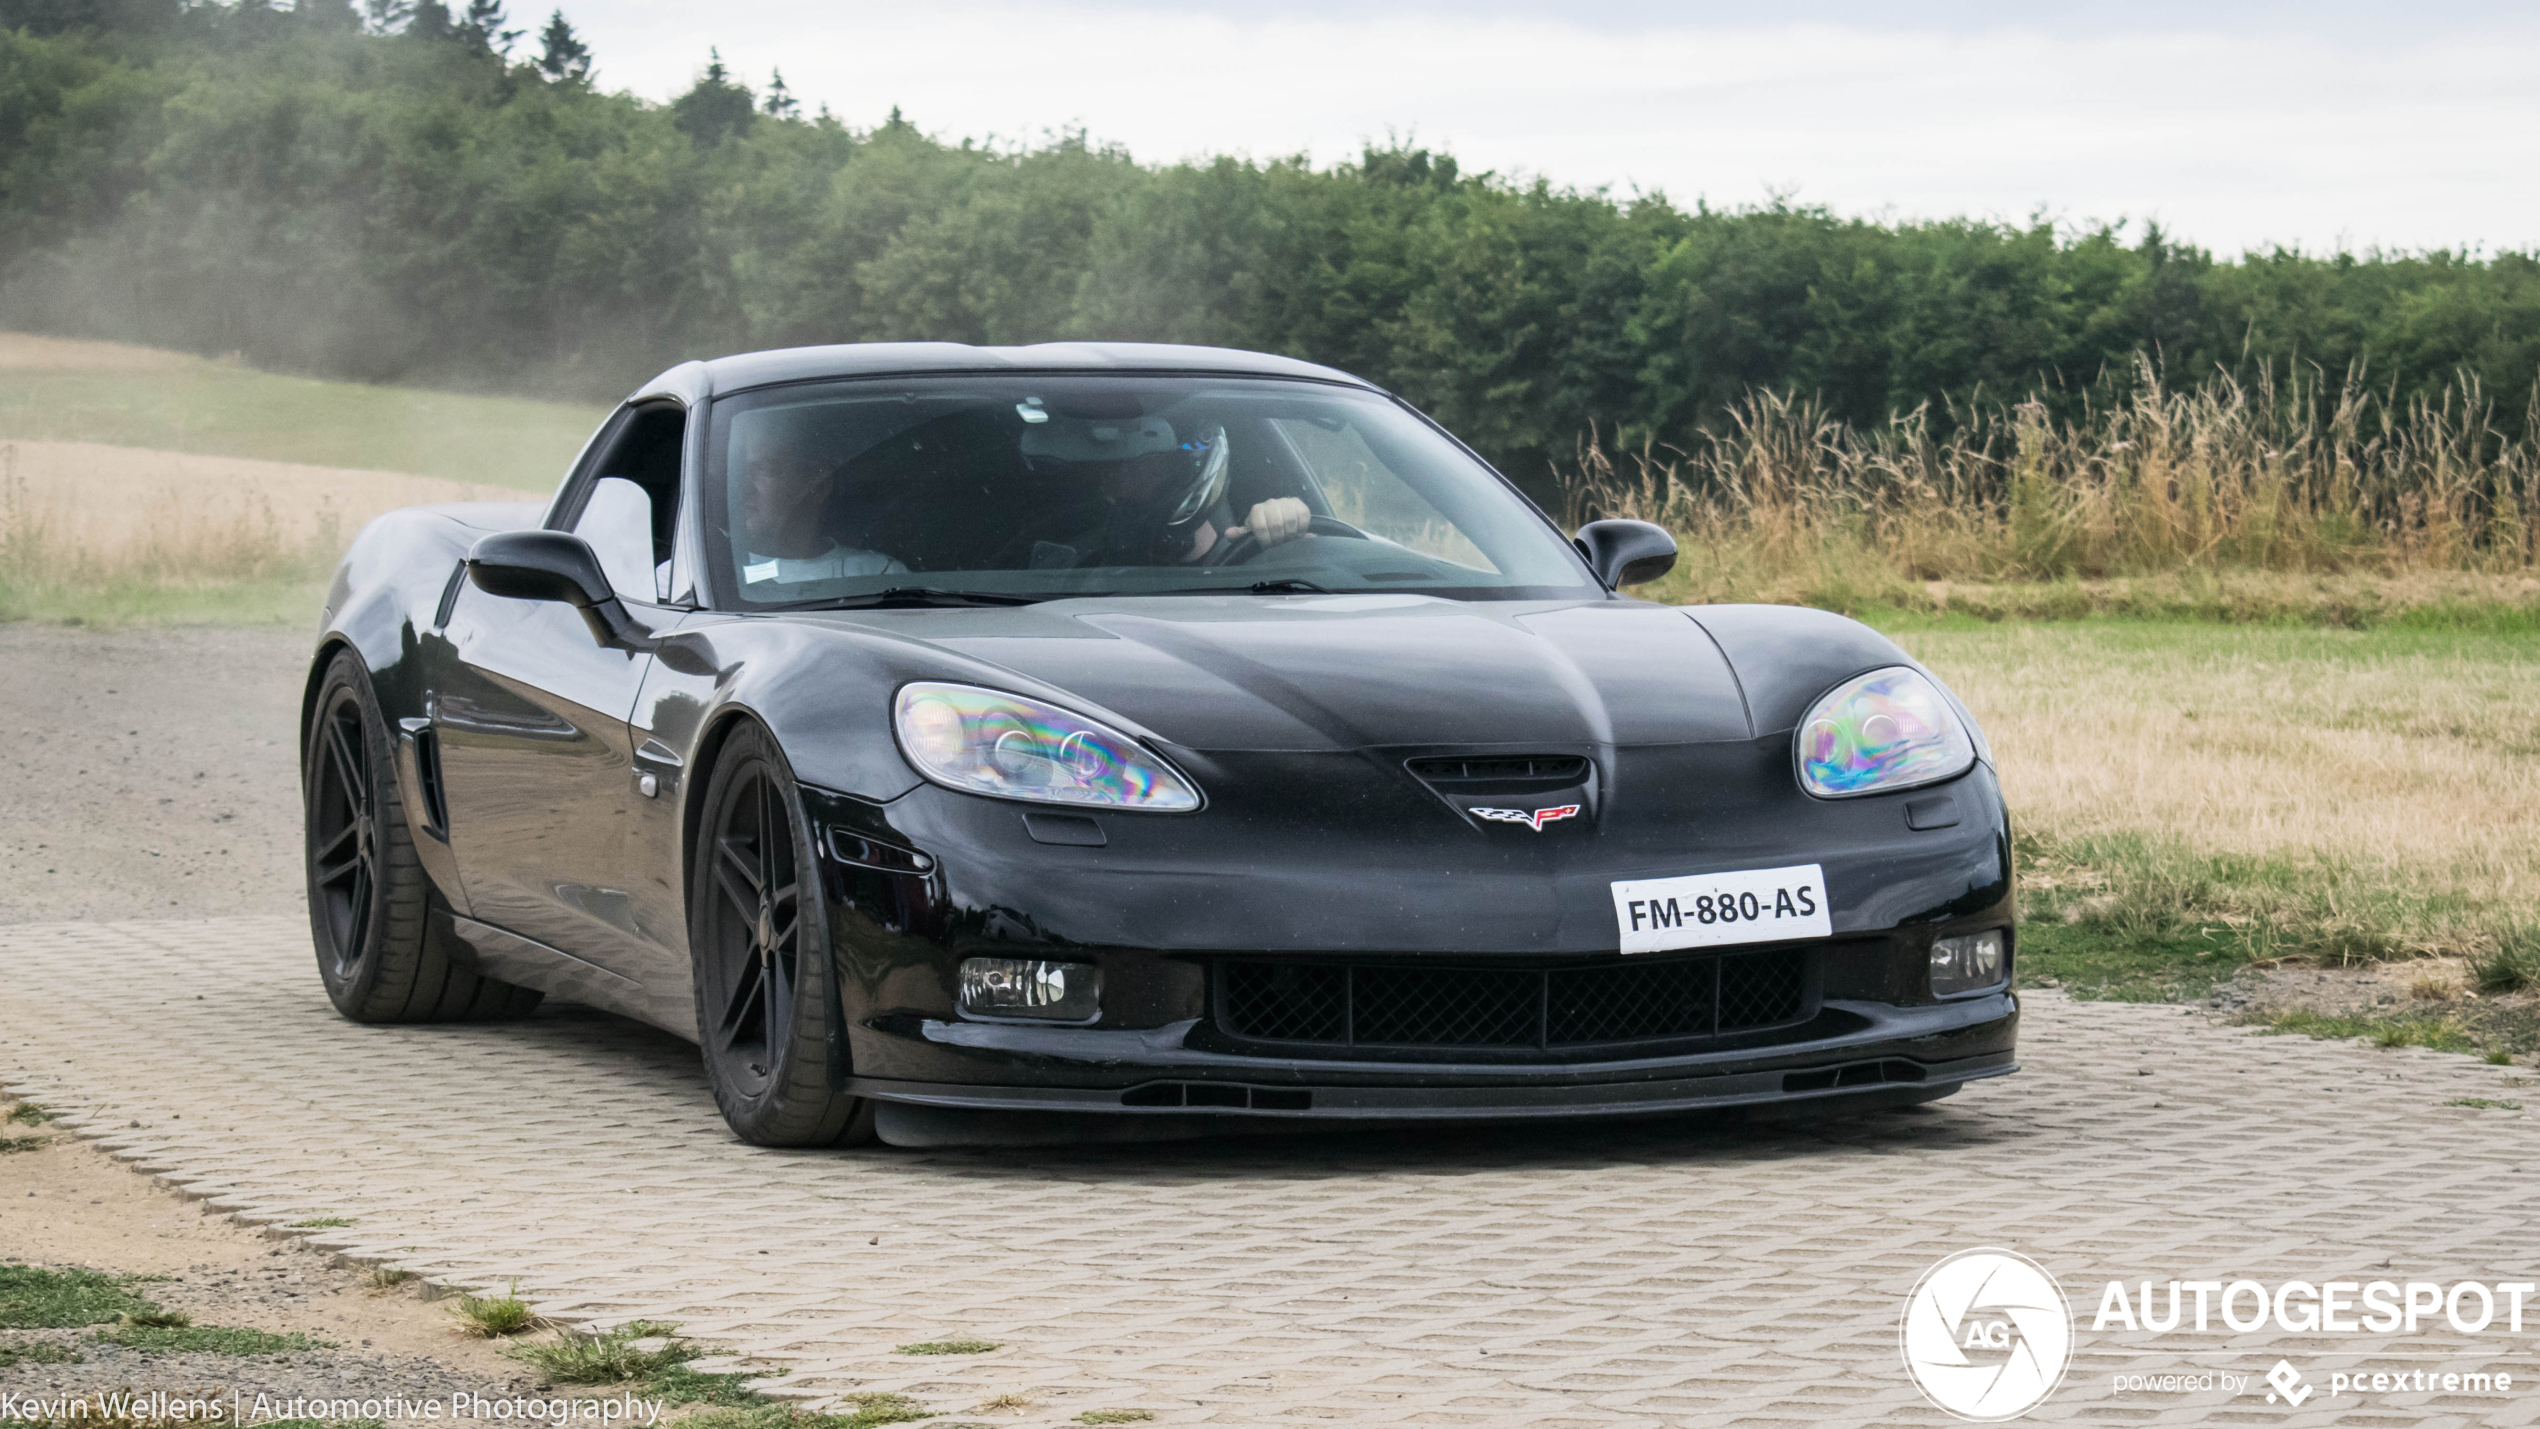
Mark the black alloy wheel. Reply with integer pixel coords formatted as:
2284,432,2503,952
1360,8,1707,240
690,722,873,1146
308,682,381,976
302,652,541,1023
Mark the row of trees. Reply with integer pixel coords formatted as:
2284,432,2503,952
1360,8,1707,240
3,0,2538,494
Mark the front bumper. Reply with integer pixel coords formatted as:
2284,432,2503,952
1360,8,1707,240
802,760,2021,1126
843,991,2018,1122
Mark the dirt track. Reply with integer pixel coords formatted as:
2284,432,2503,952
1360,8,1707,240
0,622,309,924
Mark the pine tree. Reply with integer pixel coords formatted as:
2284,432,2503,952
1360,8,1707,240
536,9,591,81
672,47,756,143
403,0,452,39
762,67,798,120
460,0,521,53
361,0,411,33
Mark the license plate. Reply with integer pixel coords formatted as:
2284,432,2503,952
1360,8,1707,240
1611,863,1830,954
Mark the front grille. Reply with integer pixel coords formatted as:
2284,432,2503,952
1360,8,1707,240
1217,948,1814,1054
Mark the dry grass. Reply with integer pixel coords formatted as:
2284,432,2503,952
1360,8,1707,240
1567,362,2540,620
0,332,193,371
1902,622,2540,963
0,439,531,622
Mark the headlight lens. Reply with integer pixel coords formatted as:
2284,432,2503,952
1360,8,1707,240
893,682,1200,811
1796,666,1977,798
1931,929,2008,996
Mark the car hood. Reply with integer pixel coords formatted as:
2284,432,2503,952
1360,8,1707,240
879,594,1754,752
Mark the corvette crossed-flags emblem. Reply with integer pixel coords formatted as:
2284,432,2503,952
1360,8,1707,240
1468,804,1581,831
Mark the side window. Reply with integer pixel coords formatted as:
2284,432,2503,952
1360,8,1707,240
560,404,686,603
575,477,656,601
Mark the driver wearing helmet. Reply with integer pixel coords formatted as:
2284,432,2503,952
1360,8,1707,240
1021,410,1309,568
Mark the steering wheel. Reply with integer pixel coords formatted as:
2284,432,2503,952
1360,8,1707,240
1211,514,1368,567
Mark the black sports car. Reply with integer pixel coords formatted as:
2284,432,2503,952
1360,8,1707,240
302,342,2016,1147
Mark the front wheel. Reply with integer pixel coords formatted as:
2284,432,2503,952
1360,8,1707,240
689,722,875,1147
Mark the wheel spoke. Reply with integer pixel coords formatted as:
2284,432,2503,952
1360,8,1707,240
313,821,360,879
716,953,765,1045
315,847,364,890
755,775,777,897
327,716,367,805
345,864,371,955
763,942,788,1058
717,833,761,895
713,851,759,920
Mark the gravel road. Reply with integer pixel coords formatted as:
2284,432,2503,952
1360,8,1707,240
0,623,309,924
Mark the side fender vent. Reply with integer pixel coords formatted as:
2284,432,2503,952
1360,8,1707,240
414,726,450,836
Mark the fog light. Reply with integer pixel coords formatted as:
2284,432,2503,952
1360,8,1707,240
1931,929,2007,996
959,957,1100,1021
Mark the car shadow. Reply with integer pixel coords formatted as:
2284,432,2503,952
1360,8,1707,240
490,998,2028,1184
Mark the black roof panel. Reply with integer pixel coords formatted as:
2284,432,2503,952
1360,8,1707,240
671,341,1371,399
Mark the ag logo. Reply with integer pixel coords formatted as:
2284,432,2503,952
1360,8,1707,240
1469,804,1580,831
1900,1248,2072,1421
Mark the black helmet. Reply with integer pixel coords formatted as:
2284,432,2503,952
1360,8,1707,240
1098,425,1231,564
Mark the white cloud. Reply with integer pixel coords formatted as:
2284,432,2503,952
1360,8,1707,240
558,0,2540,255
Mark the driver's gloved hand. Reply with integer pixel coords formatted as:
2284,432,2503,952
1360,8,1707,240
1228,497,1310,547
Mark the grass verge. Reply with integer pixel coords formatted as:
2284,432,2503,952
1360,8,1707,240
0,1266,161,1329
91,1323,329,1355
0,356,603,491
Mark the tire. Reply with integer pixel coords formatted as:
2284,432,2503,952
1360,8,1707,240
303,651,543,1023
688,722,875,1147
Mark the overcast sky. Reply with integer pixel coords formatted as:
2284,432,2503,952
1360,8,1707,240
553,0,2540,257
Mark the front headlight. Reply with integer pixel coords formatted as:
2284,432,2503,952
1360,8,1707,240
1796,666,1976,798
893,681,1201,811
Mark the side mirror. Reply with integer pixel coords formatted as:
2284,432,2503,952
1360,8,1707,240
466,531,650,647
1573,518,1678,589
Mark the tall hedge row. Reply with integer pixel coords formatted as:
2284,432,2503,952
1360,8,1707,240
4,7,2538,491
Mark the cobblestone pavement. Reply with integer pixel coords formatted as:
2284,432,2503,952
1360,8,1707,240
4,918,2537,1428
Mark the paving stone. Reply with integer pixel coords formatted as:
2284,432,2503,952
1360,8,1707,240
2,918,2535,1427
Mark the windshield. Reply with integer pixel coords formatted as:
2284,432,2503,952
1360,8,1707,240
699,375,1598,607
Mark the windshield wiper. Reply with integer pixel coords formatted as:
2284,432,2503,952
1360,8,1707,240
1143,578,1334,596
809,587,1047,609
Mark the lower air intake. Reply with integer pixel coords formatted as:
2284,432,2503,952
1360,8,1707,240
1217,948,1814,1054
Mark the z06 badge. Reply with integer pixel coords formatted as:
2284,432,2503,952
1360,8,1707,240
1470,804,1581,831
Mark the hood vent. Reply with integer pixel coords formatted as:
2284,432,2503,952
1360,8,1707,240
1406,754,1590,795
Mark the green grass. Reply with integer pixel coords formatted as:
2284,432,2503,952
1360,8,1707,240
678,1396,929,1429
0,365,604,490
2258,1010,2481,1054
91,1322,328,1355
0,1266,161,1329
449,1284,539,1338
0,1340,82,1367
0,575,329,627
4,1104,56,1125
2471,930,2540,993
506,1322,696,1384
643,1365,765,1408
895,1339,1000,1355
1075,1413,1156,1426
2447,1097,2524,1110
284,1217,354,1229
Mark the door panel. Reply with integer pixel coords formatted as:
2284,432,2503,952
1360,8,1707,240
435,582,662,978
